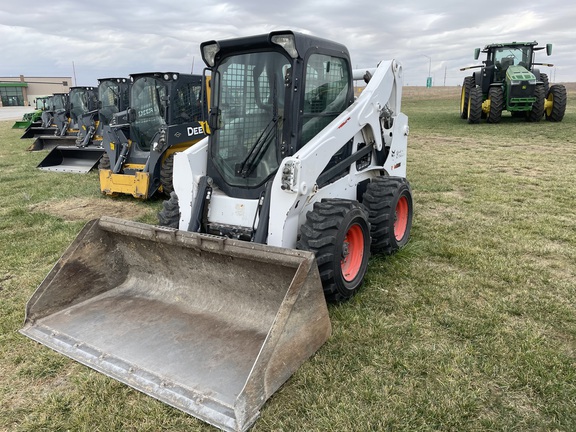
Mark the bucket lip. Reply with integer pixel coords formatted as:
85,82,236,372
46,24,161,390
20,323,251,432
97,216,318,265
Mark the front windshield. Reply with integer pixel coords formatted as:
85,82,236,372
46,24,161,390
494,46,532,70
36,98,47,110
69,89,88,122
212,51,290,189
53,95,66,111
99,81,127,126
131,77,167,151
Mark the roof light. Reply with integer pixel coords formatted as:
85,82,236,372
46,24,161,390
271,34,298,59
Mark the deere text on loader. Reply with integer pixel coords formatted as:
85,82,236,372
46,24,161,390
98,72,208,199
460,41,567,123
21,31,413,432
37,78,131,173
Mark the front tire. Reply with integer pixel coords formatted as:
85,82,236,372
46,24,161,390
527,85,545,122
297,199,370,302
98,153,111,170
486,86,504,124
363,177,413,254
460,76,474,119
467,86,483,124
545,84,567,122
160,153,175,195
158,191,180,228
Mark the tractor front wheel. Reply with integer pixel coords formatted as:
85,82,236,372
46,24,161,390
98,153,111,170
527,85,545,122
467,86,483,124
545,84,567,122
460,76,474,119
297,199,370,302
487,86,504,124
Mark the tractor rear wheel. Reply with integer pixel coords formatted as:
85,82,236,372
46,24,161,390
545,84,567,122
297,199,370,302
158,191,180,228
160,153,175,195
540,72,550,93
467,86,482,124
527,85,545,122
460,76,474,119
487,86,504,124
362,176,413,254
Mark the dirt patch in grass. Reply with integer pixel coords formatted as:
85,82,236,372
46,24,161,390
29,197,152,222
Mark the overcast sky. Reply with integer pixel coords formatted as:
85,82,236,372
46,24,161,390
1,0,574,87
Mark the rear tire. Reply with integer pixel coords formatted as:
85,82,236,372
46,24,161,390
527,85,545,122
486,86,504,124
158,191,180,228
467,86,482,124
297,199,370,302
545,84,567,122
460,76,474,119
363,177,413,254
160,153,175,196
540,72,550,94
98,153,111,170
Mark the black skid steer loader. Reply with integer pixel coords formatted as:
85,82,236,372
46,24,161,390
21,31,413,432
97,72,208,199
20,93,67,139
37,78,131,173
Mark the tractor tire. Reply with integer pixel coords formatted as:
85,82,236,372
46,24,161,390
545,84,567,122
467,86,483,124
297,199,370,302
98,153,111,170
460,76,474,119
486,86,504,124
540,72,550,94
527,85,545,122
160,153,175,196
362,176,413,254
158,191,180,228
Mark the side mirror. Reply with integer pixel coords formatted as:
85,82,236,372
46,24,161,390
474,48,481,60
546,44,553,56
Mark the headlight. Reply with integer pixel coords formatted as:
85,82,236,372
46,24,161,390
202,42,220,67
271,34,299,59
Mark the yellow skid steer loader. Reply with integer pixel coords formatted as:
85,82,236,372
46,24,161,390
21,31,413,432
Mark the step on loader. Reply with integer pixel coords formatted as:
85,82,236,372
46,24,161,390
37,79,131,173
21,31,413,432
98,72,208,199
460,41,567,123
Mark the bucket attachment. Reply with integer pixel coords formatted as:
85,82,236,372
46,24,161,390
21,217,331,432
20,126,57,139
37,147,104,173
12,120,32,129
28,135,78,152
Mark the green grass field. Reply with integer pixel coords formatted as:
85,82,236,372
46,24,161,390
1,86,575,431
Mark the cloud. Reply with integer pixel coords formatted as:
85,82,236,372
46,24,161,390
0,0,575,85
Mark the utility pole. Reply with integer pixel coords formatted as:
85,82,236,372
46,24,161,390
443,66,447,86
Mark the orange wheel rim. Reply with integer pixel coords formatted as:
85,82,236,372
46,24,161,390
394,196,409,241
341,224,364,282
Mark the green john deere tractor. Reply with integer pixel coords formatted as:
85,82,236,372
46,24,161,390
460,41,567,123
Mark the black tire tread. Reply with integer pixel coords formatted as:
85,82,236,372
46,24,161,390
545,84,567,122
158,191,180,228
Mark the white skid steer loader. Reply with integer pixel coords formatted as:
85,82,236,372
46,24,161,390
21,31,412,432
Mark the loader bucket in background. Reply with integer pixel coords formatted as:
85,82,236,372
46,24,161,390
12,120,32,129
28,135,77,152
37,147,104,173
20,126,56,139
21,217,331,432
